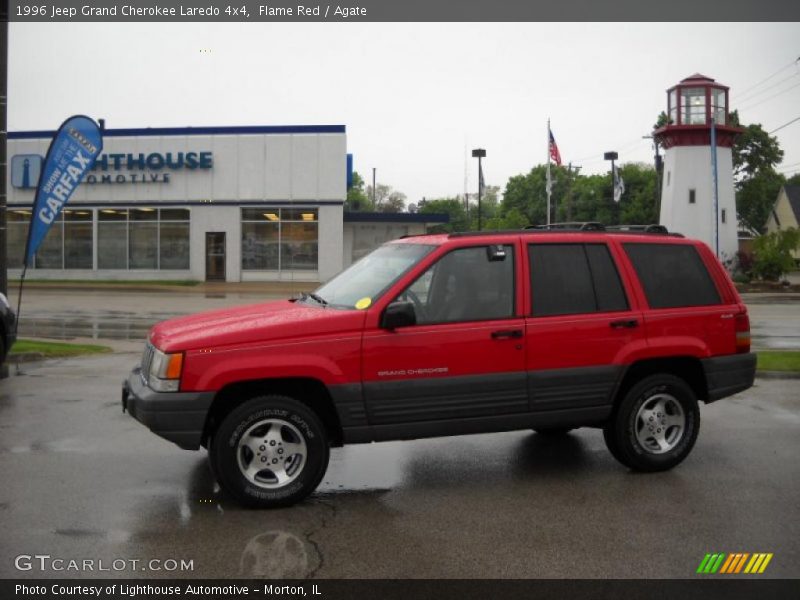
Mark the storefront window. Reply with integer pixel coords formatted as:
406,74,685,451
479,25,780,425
98,209,128,269
97,207,190,270
159,208,190,270
242,208,317,272
64,210,93,269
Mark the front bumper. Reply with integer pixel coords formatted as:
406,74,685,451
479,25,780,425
122,367,214,450
702,353,757,403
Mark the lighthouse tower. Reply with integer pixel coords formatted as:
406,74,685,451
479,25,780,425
654,74,742,262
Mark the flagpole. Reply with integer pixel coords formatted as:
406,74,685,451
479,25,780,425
13,264,27,339
546,119,552,226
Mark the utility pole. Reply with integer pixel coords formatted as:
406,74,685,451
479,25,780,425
0,2,8,296
372,167,376,209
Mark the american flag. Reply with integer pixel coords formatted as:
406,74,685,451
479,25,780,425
549,130,562,166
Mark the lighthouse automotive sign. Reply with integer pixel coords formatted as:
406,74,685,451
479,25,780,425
23,115,103,266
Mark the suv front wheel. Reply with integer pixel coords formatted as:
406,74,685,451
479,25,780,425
210,395,330,508
604,374,700,472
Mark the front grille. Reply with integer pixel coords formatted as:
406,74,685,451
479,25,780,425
140,343,155,385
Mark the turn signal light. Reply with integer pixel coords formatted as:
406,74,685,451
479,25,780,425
165,353,184,379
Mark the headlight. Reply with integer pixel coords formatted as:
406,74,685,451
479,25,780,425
145,346,183,392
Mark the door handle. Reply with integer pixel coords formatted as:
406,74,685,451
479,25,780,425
491,329,523,339
609,319,638,329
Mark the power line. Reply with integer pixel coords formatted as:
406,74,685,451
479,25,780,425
733,71,800,104
734,57,800,99
769,116,800,134
571,137,647,165
738,79,800,112
776,160,800,171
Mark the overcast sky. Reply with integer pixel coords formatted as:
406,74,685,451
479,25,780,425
8,22,800,204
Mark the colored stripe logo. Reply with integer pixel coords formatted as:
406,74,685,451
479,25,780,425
697,553,773,574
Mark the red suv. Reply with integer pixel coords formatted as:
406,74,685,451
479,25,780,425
123,227,756,508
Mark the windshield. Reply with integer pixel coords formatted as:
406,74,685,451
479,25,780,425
312,243,435,309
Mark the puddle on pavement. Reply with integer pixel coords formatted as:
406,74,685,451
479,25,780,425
18,315,171,341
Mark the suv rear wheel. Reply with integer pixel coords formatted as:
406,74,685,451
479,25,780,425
604,374,699,472
210,395,330,508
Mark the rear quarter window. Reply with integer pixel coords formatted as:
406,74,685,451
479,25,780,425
623,243,721,309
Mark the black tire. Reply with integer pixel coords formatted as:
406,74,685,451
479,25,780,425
210,395,330,508
604,374,700,472
533,427,574,436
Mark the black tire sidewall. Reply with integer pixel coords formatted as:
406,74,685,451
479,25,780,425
212,395,329,508
615,375,699,471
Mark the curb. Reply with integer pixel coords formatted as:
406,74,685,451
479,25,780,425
7,352,46,364
756,370,800,380
10,281,318,295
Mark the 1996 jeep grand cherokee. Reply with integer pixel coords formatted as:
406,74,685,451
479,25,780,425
123,228,756,508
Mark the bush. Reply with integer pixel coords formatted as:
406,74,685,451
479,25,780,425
752,228,800,281
735,251,755,278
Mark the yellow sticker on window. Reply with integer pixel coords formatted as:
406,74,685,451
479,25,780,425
355,297,372,310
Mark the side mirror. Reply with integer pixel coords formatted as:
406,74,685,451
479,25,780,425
381,301,417,330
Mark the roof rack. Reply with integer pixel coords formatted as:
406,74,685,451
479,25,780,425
606,224,670,234
448,224,684,239
525,222,605,231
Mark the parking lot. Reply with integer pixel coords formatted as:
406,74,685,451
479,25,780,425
1,287,799,579
1,350,798,579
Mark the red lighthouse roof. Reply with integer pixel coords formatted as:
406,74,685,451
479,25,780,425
681,73,716,83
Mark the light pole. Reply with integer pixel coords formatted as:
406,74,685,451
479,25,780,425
372,167,376,209
472,148,486,231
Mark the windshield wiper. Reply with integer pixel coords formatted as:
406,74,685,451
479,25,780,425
300,292,328,307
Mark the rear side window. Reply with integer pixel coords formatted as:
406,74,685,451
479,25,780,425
624,243,721,309
529,243,628,317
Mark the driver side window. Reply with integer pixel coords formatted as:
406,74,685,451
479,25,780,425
396,245,515,325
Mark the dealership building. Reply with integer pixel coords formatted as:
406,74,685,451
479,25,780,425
6,124,445,282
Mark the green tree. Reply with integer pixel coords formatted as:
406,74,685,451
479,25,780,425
380,191,407,213
785,173,800,186
418,197,470,232
617,163,659,225
346,171,371,211
729,110,784,181
502,164,571,226
653,111,672,130
366,183,407,213
752,228,800,281
737,170,787,234
727,110,786,233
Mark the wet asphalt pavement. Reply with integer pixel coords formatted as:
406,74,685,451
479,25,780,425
1,288,799,579
9,289,800,350
0,352,798,579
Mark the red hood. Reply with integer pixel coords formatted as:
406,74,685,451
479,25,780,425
149,300,366,352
